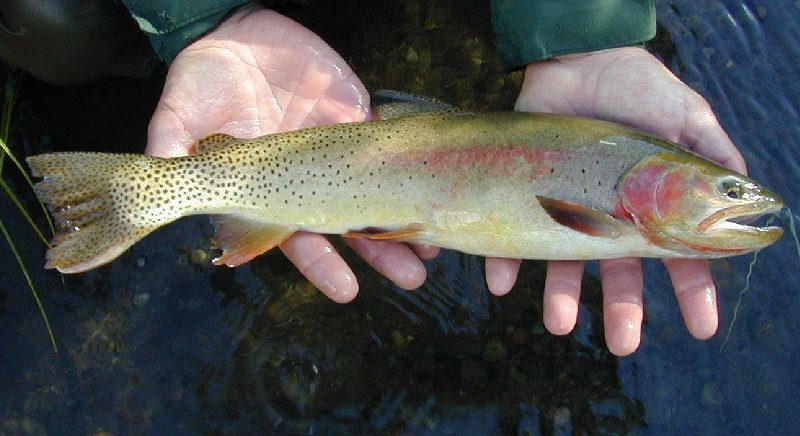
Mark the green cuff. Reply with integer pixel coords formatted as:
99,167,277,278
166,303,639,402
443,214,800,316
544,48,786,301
491,0,656,70
121,1,249,64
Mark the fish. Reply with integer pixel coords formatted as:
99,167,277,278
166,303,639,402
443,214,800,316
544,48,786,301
26,91,783,274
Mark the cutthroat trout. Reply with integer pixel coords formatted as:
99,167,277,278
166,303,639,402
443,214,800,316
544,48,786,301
27,91,783,274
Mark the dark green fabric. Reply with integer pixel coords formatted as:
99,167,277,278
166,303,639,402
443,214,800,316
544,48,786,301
491,0,656,70
120,1,309,65
121,0,249,64
122,0,655,69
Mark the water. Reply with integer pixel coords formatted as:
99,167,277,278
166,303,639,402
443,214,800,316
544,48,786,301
1,0,798,433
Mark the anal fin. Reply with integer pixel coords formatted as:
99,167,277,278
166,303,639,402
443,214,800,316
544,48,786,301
536,195,629,239
211,216,295,267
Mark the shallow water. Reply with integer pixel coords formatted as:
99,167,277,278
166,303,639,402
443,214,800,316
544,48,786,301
1,0,799,433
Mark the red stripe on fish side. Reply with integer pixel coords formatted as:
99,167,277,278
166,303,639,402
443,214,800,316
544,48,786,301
427,146,558,170
396,146,564,180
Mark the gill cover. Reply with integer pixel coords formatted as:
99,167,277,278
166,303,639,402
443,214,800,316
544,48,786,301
618,152,783,255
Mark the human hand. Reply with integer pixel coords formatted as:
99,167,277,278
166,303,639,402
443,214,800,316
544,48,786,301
486,47,746,355
146,6,438,303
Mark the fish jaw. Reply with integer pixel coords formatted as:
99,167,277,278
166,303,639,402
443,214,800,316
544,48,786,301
686,198,784,253
619,152,784,256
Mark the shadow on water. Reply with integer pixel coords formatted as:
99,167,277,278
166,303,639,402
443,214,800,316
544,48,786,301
202,253,642,433
1,0,799,433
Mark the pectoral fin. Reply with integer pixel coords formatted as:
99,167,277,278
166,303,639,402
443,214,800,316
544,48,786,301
210,216,295,266
343,225,422,241
536,195,629,239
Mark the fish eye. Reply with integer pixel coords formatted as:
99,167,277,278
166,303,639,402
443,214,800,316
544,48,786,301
720,177,743,199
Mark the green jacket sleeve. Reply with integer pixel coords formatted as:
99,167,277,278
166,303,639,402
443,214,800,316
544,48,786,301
491,0,656,70
121,0,249,64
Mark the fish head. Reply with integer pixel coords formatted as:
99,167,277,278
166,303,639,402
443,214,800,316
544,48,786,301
618,152,784,255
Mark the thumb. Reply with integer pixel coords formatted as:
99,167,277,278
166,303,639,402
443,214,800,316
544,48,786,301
145,107,197,158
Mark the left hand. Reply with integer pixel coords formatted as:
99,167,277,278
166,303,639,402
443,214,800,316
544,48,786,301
145,6,438,303
485,47,746,356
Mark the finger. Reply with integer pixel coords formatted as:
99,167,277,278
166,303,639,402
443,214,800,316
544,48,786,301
599,258,644,356
543,260,584,335
411,244,440,260
279,232,358,303
679,94,748,174
663,258,718,340
146,109,197,158
343,238,427,290
484,257,521,296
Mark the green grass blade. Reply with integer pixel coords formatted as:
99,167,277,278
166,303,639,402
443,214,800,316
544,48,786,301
0,175,50,245
0,217,58,353
2,70,59,353
2,73,17,140
1,74,55,239
0,73,17,173
0,139,56,242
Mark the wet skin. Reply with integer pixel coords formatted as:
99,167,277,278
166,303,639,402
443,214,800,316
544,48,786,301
145,7,748,356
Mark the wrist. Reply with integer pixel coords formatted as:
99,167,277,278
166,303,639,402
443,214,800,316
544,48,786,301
548,46,648,65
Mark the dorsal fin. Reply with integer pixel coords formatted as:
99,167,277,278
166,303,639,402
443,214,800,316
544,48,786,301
372,90,473,120
191,133,239,154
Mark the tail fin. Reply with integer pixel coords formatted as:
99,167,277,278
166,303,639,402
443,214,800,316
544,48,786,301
27,152,168,273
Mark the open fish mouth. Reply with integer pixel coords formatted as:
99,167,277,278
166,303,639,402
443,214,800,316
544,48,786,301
698,201,784,235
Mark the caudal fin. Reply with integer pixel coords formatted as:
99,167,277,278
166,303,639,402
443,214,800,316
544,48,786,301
27,152,167,273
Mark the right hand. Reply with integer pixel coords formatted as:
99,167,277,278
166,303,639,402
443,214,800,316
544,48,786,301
146,6,438,303
486,47,746,355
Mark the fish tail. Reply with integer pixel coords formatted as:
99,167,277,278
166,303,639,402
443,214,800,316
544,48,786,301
27,152,171,273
